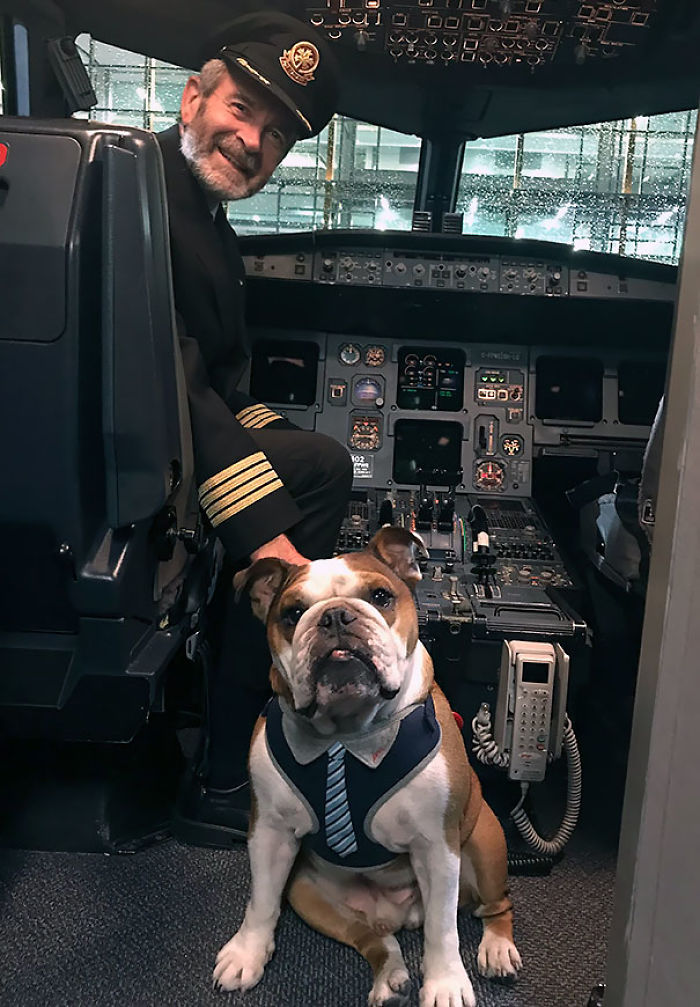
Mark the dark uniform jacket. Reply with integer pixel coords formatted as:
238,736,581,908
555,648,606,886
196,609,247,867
156,125,302,559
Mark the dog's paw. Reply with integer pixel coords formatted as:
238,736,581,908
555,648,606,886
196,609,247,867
368,964,411,1007
477,931,522,980
419,966,476,1007
212,930,274,992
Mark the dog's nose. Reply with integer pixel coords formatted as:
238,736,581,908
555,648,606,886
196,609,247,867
319,607,356,632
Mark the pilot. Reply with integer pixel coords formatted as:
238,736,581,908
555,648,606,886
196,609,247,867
156,14,353,846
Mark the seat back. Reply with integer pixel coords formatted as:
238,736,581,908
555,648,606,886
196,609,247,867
0,117,204,740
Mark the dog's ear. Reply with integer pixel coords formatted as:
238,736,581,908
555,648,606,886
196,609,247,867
366,526,429,588
234,558,292,623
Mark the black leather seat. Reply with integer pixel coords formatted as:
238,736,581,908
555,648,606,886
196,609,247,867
0,117,213,745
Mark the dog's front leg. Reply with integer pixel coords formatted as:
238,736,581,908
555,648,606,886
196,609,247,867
411,832,476,1007
213,816,300,992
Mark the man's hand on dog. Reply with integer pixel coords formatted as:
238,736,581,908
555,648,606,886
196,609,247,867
250,533,308,567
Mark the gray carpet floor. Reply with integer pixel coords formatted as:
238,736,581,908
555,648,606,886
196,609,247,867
0,825,614,1007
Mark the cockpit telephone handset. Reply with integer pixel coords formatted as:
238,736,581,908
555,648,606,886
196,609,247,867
493,640,570,781
472,639,581,857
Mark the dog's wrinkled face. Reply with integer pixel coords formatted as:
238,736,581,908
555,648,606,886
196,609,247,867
237,528,428,730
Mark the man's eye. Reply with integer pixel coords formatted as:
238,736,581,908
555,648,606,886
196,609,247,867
370,588,395,608
282,606,305,626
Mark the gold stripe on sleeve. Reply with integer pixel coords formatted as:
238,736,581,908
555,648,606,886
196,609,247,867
199,460,270,511
235,404,269,423
235,404,282,428
209,477,285,527
246,412,281,429
198,452,266,500
206,470,281,521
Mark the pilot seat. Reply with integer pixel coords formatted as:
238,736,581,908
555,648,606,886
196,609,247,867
0,118,218,852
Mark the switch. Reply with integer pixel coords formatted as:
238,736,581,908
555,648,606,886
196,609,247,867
327,381,347,406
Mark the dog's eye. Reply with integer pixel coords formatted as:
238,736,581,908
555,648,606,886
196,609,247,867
370,588,395,608
282,605,305,626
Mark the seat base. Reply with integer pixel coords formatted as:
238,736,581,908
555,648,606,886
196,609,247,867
0,717,183,853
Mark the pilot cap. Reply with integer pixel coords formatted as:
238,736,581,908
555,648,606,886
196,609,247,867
202,13,340,138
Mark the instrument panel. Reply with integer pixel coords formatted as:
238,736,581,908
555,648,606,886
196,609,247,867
246,330,667,497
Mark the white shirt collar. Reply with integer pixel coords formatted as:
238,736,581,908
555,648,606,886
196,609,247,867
277,696,424,769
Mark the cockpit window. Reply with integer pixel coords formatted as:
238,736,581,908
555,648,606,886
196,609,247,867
458,114,696,264
229,121,421,234
77,35,695,262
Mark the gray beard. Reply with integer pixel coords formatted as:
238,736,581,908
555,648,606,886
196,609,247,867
180,125,257,202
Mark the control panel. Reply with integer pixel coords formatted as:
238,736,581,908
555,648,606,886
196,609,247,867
245,245,675,303
332,488,583,648
303,1,658,70
468,496,573,589
336,490,572,587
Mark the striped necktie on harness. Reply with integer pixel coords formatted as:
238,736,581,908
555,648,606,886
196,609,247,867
324,742,358,857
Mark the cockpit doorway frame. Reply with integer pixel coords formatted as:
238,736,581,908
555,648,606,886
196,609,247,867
606,98,700,1006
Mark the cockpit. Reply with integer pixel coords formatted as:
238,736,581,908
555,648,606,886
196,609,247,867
1,3,699,1005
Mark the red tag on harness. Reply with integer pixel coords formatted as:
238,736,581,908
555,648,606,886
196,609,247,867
453,711,464,731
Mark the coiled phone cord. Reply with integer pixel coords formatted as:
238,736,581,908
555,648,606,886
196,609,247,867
471,707,582,856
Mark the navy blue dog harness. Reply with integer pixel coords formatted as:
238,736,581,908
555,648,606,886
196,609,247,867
264,694,442,870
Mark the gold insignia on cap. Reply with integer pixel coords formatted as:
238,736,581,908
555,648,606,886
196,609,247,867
279,41,320,86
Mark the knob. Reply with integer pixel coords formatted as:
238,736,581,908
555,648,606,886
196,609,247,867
322,258,335,273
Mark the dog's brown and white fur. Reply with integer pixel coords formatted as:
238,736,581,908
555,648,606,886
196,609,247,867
213,527,521,1007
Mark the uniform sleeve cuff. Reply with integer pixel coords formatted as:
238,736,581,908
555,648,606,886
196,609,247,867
198,452,302,560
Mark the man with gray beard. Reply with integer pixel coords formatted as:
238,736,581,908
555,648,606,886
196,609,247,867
157,14,352,846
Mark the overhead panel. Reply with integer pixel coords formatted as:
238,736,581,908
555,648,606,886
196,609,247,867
306,1,659,73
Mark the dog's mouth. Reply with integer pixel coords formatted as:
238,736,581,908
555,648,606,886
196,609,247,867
298,647,399,718
316,646,377,675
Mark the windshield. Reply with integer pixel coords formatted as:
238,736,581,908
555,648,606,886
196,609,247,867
77,35,696,264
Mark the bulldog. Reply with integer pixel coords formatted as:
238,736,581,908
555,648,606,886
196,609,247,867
213,527,521,1007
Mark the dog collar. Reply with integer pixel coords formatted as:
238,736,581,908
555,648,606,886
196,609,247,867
276,697,426,769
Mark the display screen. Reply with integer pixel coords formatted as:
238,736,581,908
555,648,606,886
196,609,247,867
353,376,383,404
250,339,319,406
617,360,666,426
521,661,550,684
397,347,465,411
535,355,603,423
393,419,463,485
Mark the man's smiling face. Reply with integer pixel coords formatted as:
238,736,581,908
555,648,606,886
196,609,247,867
179,68,298,202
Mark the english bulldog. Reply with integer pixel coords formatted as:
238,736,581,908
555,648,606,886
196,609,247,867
213,527,521,1007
